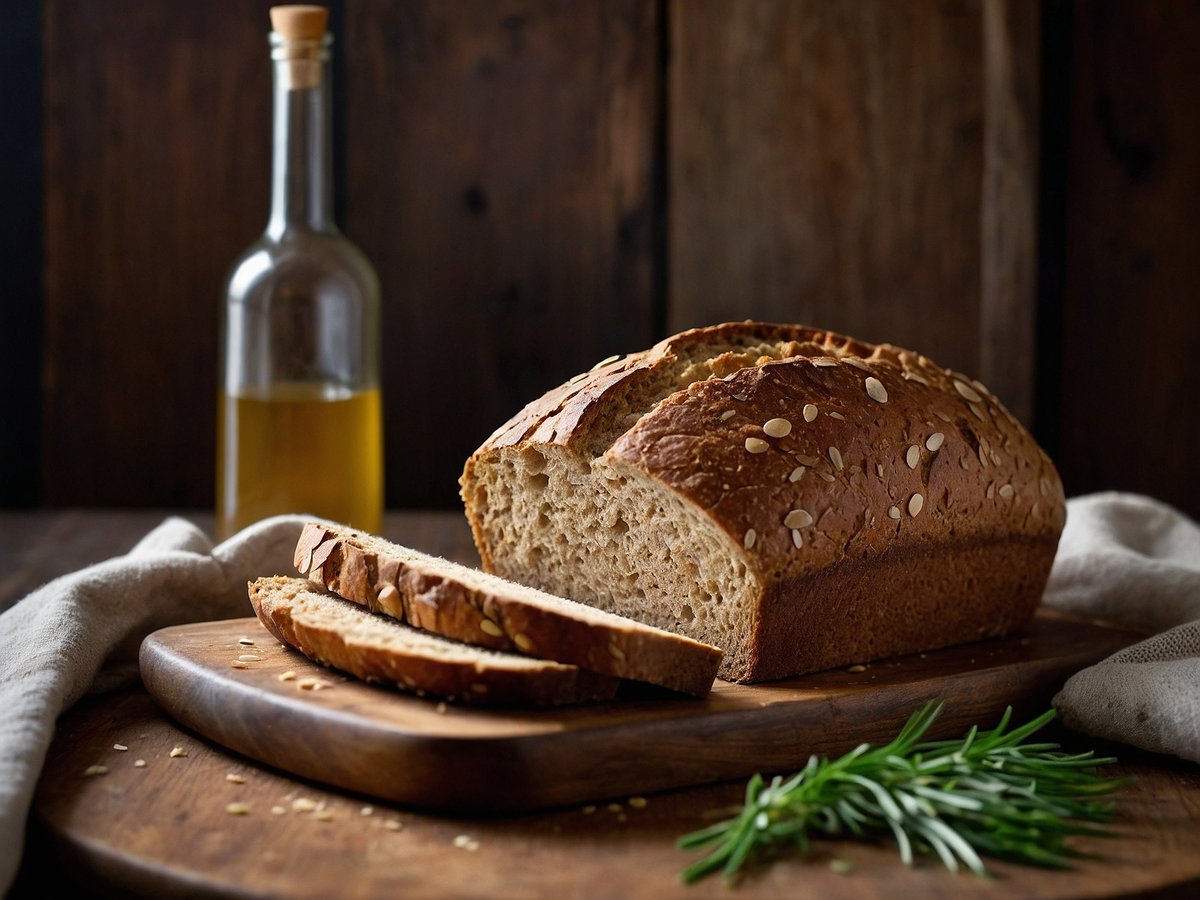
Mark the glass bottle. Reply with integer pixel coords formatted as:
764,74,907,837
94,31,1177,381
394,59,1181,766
217,5,383,540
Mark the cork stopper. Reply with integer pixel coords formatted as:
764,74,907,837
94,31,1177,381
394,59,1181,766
270,5,329,91
270,6,328,40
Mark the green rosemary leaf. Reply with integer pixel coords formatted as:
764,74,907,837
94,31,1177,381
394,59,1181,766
677,702,1127,885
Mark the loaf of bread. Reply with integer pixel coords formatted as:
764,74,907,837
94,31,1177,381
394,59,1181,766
248,576,620,706
460,321,1067,683
295,522,723,697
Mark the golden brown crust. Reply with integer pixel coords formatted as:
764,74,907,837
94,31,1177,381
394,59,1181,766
296,524,722,697
248,576,619,707
461,321,1067,683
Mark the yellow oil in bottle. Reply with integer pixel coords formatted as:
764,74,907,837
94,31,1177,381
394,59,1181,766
217,383,383,539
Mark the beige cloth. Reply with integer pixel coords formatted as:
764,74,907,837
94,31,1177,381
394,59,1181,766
1045,492,1200,764
0,515,307,894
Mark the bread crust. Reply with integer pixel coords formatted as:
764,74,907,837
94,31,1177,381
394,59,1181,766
461,321,1066,682
296,523,722,697
249,576,619,707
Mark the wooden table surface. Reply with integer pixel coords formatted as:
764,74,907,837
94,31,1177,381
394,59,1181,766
4,510,1200,899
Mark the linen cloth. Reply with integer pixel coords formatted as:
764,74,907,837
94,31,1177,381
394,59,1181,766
1044,492,1200,764
0,515,307,893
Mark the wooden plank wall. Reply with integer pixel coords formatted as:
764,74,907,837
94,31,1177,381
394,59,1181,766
13,0,1200,515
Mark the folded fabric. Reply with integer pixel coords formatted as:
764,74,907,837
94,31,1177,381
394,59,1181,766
0,515,307,894
1044,492,1200,764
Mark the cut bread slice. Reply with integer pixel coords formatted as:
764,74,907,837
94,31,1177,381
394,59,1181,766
294,522,723,697
249,576,619,707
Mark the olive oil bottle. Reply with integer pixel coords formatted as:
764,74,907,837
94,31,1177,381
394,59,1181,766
217,5,382,539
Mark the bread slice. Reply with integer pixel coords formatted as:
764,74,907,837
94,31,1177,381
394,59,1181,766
460,321,1067,683
293,522,722,697
248,576,619,707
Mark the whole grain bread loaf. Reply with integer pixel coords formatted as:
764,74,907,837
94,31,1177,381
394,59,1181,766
249,576,619,706
460,321,1067,683
294,522,723,697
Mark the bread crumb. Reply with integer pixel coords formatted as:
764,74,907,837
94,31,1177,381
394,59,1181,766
226,802,250,816
169,746,187,758
83,765,108,777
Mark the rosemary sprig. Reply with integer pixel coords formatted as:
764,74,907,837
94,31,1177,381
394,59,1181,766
677,702,1127,885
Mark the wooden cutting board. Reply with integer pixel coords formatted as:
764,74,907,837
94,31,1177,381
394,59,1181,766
138,610,1138,813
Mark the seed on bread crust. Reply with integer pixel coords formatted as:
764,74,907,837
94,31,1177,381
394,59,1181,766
745,437,770,454
906,445,920,469
908,494,924,517
784,509,813,529
763,417,792,438
865,377,888,403
926,432,945,451
803,404,818,422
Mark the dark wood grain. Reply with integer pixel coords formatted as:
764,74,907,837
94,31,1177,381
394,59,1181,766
138,613,1137,813
669,1,1001,404
1057,1,1200,516
41,0,278,508
24,688,1200,899
980,0,1039,428
343,0,660,507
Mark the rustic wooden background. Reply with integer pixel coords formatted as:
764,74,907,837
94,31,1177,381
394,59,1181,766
3,0,1198,515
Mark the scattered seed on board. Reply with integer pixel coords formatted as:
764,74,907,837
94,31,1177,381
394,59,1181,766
384,819,403,831
582,805,597,815
134,759,146,768
453,835,480,852
909,494,925,517
293,798,317,812
865,377,888,403
315,809,334,822
113,743,128,752
271,806,287,815
628,797,647,808
277,671,296,682
237,654,262,662
847,664,867,673
230,661,250,669
784,509,813,529
803,404,818,422
169,747,187,758
926,432,945,452
906,445,920,469
361,806,374,817
743,529,757,550
745,437,770,454
226,773,245,784
84,765,108,777
226,803,250,816
608,803,623,813
238,637,255,646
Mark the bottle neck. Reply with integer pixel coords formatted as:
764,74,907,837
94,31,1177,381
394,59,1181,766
267,33,334,238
